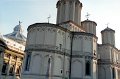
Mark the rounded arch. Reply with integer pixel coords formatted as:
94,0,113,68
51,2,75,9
43,55,54,75
55,56,63,75
31,54,42,74
72,59,82,63
71,59,82,78
85,60,91,76
98,66,106,79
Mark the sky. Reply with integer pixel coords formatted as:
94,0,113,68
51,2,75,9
0,0,120,49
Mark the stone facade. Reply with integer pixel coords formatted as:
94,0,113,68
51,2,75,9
0,35,25,79
0,22,26,79
21,0,120,79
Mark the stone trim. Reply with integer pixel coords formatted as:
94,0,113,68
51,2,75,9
81,20,97,26
98,59,120,68
25,44,70,57
28,23,71,33
72,32,98,39
72,55,97,60
22,73,65,78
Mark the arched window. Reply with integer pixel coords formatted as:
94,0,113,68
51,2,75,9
16,66,21,76
24,52,31,71
2,62,7,75
112,68,116,78
9,65,15,76
0,50,2,55
85,61,91,76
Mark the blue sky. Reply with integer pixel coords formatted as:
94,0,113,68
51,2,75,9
0,0,120,49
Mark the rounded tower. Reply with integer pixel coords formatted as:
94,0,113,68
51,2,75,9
56,0,82,25
22,23,71,79
101,27,115,46
81,19,97,35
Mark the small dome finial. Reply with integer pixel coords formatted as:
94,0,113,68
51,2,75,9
19,21,22,25
106,23,109,28
85,12,90,20
47,15,51,23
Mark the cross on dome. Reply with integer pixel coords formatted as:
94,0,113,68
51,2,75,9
85,12,90,20
47,15,51,23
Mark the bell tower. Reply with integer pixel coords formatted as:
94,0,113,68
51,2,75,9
56,0,82,25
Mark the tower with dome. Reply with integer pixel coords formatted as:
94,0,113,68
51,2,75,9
0,21,26,79
21,0,120,79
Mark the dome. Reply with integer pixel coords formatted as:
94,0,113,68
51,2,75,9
4,21,26,45
101,27,115,33
14,23,23,33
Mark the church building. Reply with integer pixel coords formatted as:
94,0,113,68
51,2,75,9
21,0,120,79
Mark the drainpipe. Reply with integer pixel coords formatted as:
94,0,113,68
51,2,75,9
69,32,74,79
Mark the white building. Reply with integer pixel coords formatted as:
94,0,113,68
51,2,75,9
0,22,26,79
21,0,120,79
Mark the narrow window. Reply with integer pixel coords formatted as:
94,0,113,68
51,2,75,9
112,68,116,78
59,44,62,50
46,58,51,78
85,61,91,76
9,65,14,76
2,62,7,75
0,51,2,55
16,66,21,76
24,52,31,71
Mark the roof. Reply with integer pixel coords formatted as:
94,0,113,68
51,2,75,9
101,27,115,33
4,21,26,45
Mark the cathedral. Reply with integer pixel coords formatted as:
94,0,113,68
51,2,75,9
21,0,120,79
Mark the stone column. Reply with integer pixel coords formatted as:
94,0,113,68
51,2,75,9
115,68,118,79
13,57,19,79
6,56,12,79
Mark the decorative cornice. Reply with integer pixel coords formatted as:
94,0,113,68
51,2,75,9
81,20,97,26
57,20,85,31
25,44,70,57
72,32,98,39
98,44,119,51
28,23,71,33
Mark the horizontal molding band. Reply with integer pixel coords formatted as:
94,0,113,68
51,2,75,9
22,73,66,78
25,44,97,59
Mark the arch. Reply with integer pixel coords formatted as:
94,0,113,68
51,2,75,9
112,68,116,79
2,62,8,74
9,65,15,76
85,61,91,76
98,66,106,79
16,66,21,76
31,54,42,74
54,56,63,75
24,52,31,71
71,60,82,78
72,59,82,63
43,55,54,76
